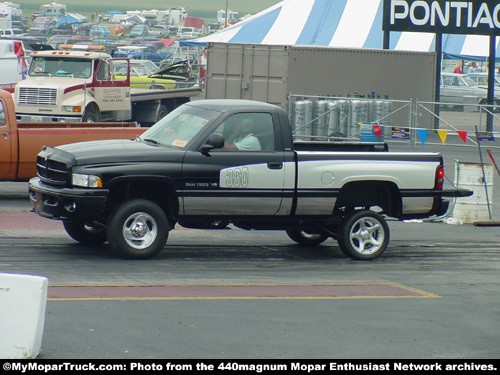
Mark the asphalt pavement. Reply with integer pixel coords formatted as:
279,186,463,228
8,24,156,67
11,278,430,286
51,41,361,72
1,204,499,360
0,181,28,199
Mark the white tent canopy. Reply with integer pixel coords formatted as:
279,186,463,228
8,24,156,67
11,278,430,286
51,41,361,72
186,0,500,61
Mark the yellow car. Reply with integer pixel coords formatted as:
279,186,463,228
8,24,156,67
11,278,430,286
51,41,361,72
114,59,176,90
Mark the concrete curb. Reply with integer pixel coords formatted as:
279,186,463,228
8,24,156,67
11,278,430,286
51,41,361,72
0,273,48,358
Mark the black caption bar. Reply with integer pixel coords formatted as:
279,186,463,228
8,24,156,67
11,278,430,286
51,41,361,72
1,360,498,374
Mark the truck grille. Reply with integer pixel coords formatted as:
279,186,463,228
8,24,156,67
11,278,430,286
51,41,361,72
18,87,57,106
37,156,68,185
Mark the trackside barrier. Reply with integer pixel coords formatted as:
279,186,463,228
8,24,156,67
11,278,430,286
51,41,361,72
0,273,48,358
288,94,500,150
452,162,494,223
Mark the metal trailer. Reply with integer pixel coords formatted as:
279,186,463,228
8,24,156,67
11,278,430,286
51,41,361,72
204,43,437,110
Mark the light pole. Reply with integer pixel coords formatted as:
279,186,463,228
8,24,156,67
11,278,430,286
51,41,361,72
225,0,228,28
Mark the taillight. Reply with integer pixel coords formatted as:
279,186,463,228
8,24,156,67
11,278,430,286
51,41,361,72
435,165,444,189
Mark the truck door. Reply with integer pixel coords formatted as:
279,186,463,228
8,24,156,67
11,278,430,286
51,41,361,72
0,99,15,179
93,58,131,114
182,111,291,216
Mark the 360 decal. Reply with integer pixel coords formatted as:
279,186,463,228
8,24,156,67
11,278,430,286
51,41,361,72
224,167,249,188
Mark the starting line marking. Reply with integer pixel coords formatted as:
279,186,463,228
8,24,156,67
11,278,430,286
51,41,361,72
47,280,440,301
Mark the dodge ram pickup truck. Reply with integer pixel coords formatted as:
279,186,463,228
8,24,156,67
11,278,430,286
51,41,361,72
28,99,472,260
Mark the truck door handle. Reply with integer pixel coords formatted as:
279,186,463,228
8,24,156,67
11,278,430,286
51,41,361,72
267,162,283,170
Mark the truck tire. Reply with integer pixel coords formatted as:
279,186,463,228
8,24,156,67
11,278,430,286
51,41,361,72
480,98,500,113
106,198,169,259
337,210,389,260
156,105,168,122
150,84,166,90
285,229,329,246
63,221,107,245
82,106,101,122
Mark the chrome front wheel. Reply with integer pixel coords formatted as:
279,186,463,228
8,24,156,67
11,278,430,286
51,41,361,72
107,199,169,259
122,212,158,250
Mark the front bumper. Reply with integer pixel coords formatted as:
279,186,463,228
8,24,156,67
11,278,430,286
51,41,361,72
16,113,82,123
29,177,108,222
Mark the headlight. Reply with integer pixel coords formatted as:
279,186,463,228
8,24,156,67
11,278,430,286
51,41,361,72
72,174,102,188
62,106,82,113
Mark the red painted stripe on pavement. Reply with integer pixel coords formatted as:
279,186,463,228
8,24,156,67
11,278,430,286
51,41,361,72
2,211,62,230
48,283,439,300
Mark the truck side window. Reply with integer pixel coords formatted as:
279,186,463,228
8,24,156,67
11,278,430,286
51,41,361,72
213,113,275,151
109,60,127,82
97,62,109,81
252,113,275,151
0,101,5,126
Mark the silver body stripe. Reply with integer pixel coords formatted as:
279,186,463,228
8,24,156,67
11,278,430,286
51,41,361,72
183,156,439,216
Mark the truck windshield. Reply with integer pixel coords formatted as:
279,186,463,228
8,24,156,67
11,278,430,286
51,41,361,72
29,57,93,78
140,105,220,149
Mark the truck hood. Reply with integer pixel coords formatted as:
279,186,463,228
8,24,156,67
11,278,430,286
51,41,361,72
57,139,185,166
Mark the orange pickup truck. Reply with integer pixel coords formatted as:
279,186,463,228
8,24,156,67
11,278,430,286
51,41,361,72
0,90,146,181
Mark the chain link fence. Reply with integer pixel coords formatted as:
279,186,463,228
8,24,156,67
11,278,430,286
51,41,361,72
288,94,500,150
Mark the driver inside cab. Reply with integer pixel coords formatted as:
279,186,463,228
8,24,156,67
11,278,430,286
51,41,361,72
224,118,261,151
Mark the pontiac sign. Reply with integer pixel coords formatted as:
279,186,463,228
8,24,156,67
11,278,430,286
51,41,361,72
383,0,500,35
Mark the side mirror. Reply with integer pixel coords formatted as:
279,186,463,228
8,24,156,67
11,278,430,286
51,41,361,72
200,133,225,155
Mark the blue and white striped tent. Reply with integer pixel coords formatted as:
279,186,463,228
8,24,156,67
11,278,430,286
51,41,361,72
187,0,500,61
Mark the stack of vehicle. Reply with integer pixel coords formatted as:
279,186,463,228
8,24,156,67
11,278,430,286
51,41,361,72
0,3,207,85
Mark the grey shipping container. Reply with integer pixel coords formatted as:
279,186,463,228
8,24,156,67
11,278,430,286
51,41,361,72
205,42,437,109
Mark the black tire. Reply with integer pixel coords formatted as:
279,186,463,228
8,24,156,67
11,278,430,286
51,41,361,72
494,99,500,113
156,105,168,122
106,199,169,259
150,84,166,90
337,210,389,260
286,229,329,246
63,221,107,245
82,106,101,122
479,99,500,113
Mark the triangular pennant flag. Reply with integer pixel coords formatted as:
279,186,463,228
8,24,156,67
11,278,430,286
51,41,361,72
457,130,467,143
372,124,383,140
417,129,428,146
437,130,448,145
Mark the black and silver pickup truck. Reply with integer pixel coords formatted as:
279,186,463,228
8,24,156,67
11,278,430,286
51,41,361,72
29,99,471,260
